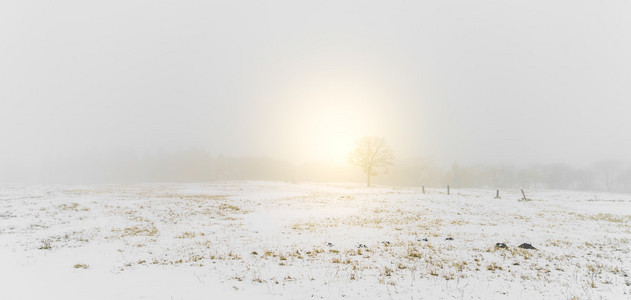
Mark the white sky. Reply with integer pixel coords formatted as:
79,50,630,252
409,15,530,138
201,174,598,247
1,0,631,168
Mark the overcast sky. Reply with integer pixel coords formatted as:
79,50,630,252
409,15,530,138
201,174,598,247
1,0,631,171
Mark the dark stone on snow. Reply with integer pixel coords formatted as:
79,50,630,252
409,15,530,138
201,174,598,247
358,244,367,248
417,238,428,242
327,242,334,247
445,237,453,241
495,243,507,249
518,243,536,250
383,241,391,245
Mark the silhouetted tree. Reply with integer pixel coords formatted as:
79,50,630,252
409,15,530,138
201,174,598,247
349,137,394,187
593,160,622,192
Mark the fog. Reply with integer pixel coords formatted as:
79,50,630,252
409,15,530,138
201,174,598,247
1,1,631,189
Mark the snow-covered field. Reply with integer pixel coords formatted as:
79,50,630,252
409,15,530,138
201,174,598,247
1,181,630,299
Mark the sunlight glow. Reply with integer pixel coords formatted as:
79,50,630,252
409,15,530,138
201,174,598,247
268,67,396,164
309,108,359,163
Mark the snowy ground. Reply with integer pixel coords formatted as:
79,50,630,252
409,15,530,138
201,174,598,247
1,181,630,299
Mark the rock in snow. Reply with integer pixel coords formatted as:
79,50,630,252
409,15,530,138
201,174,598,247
518,243,537,250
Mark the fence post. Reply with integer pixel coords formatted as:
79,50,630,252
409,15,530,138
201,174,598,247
521,189,527,200
495,189,500,199
447,185,450,195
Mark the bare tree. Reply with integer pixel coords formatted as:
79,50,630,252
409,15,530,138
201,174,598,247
349,137,394,187
593,159,622,192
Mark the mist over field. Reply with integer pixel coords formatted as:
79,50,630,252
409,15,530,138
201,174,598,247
3,2,631,299
2,0,631,190
4,150,631,193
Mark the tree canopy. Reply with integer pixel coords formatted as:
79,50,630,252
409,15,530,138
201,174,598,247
349,136,394,187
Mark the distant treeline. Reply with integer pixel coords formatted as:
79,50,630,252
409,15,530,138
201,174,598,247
388,159,631,192
3,149,630,192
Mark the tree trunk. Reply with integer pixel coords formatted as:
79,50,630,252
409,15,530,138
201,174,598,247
367,173,371,187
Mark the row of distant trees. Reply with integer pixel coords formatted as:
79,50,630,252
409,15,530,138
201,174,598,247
388,159,631,193
347,137,631,192
3,146,630,193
